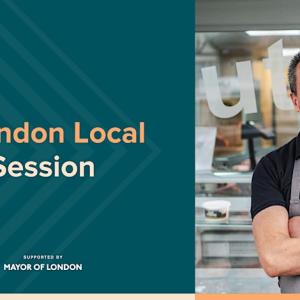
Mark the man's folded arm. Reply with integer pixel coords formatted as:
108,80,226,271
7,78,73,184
253,205,300,277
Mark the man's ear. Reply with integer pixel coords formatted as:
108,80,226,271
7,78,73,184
290,92,300,112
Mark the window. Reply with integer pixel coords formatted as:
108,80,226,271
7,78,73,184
196,31,300,171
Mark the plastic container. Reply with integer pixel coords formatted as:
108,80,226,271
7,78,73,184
202,200,231,222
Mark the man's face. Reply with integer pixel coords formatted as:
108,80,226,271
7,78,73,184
290,63,300,112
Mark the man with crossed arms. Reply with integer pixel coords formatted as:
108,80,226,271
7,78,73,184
252,52,300,293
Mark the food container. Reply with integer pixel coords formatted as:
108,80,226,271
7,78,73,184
202,200,231,222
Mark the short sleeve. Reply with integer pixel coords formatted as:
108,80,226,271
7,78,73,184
251,155,287,220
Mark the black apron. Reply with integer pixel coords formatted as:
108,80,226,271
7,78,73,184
279,159,300,293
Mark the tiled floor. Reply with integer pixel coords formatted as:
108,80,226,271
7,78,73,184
196,268,280,293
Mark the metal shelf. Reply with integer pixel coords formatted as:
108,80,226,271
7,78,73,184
196,171,252,183
196,212,252,231
196,222,252,231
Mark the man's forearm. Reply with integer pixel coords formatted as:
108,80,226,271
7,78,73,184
265,235,300,276
252,206,300,277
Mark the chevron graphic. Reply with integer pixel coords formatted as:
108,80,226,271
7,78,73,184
0,0,161,292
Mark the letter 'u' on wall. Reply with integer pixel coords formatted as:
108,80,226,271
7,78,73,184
267,39,294,110
201,61,257,118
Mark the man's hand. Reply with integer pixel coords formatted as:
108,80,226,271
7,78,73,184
289,216,300,238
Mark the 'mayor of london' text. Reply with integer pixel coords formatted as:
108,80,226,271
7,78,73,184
3,264,83,271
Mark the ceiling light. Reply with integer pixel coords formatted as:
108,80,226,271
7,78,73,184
283,48,300,56
246,30,300,36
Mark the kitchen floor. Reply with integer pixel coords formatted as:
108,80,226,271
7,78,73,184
196,268,280,293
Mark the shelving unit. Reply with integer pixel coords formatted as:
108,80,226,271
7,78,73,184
196,170,256,269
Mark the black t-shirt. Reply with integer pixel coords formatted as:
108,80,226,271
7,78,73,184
251,132,300,220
